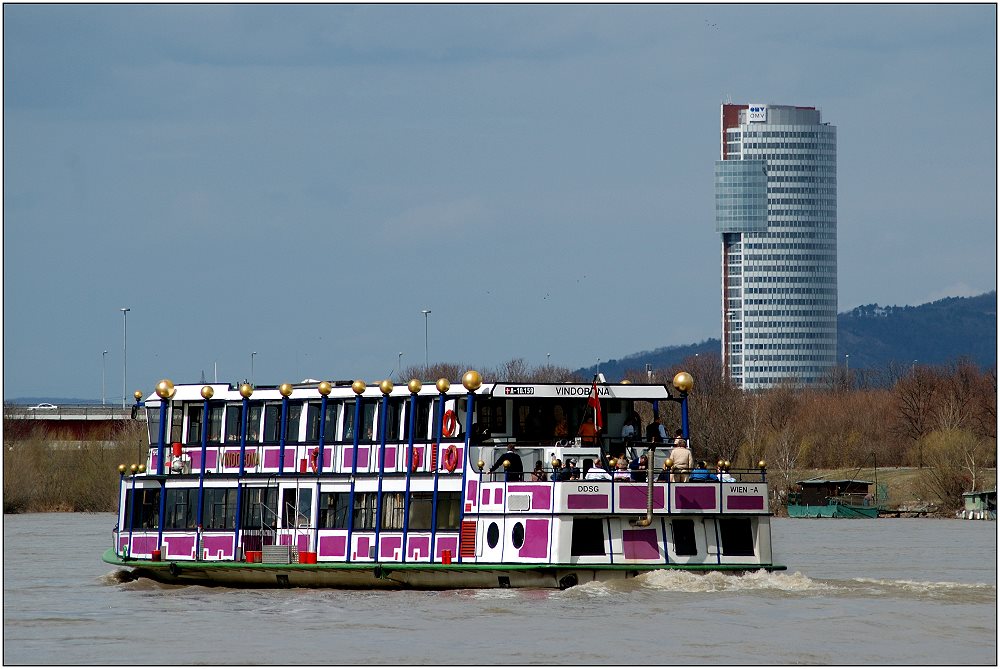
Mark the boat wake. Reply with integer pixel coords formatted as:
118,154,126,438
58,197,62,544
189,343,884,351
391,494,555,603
841,577,996,604
637,568,827,593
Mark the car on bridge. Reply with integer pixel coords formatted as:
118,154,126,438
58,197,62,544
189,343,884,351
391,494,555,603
28,403,58,410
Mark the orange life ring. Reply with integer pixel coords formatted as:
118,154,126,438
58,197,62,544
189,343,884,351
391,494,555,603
412,448,422,471
443,444,459,473
442,409,458,437
309,448,319,473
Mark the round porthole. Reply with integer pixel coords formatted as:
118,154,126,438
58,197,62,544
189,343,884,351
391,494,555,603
512,522,525,549
487,522,500,549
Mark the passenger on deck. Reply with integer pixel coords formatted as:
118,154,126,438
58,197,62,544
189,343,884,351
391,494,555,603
489,444,524,481
689,461,714,482
578,409,599,445
716,464,736,483
584,462,612,480
563,458,581,481
622,410,642,443
669,435,693,483
645,417,667,442
552,405,568,438
531,460,548,482
613,458,632,481
630,454,648,482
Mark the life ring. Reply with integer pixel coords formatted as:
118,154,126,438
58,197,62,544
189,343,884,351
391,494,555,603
443,444,459,473
442,409,458,437
309,448,319,473
412,448,422,471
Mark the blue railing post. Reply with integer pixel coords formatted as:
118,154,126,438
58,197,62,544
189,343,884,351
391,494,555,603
430,380,448,563
233,384,252,559
680,395,689,441
127,468,137,559
401,381,420,562
312,382,331,555
373,382,392,558
457,371,482,564
345,381,365,562
278,390,289,475
196,386,213,560
155,395,168,554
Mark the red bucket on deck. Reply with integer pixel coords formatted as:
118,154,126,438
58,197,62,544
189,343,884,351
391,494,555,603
151,549,162,561
172,442,183,457
245,550,262,563
442,549,452,564
298,551,317,564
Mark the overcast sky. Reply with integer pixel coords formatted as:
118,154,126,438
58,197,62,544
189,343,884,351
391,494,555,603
3,4,996,400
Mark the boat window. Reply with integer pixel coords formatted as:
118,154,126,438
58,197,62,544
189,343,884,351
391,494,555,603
406,492,461,531
203,488,237,530
475,399,506,437
282,488,312,529
207,405,223,444
262,402,303,444
403,397,435,441
672,519,698,556
719,518,755,556
224,403,263,444
381,398,406,442
571,518,607,556
511,400,605,444
380,491,406,529
169,405,183,442
186,405,203,445
344,400,377,443
164,488,198,529
352,492,378,530
318,492,350,529
242,487,278,530
306,402,340,442
123,488,160,529
146,407,160,446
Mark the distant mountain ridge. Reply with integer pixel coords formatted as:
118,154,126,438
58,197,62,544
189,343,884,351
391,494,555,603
577,291,997,380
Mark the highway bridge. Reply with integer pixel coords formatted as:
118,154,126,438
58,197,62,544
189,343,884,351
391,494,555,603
3,404,145,447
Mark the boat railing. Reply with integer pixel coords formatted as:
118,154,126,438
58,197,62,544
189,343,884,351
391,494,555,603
486,465,769,484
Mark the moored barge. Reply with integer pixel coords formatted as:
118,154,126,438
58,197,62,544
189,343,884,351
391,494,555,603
104,371,784,588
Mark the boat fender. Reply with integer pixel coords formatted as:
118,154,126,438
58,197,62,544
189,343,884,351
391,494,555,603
309,448,319,473
443,444,459,473
442,409,458,437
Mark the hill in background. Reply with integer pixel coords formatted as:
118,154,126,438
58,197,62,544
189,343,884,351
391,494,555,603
577,291,997,380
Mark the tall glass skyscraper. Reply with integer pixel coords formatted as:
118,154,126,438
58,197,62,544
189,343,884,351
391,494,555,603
715,104,837,389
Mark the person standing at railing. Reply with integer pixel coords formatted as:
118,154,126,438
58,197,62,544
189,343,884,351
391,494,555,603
669,435,693,482
489,444,523,481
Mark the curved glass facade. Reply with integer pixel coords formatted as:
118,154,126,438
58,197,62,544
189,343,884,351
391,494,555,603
716,104,837,390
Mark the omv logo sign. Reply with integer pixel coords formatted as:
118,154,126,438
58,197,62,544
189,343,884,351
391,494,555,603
748,105,767,122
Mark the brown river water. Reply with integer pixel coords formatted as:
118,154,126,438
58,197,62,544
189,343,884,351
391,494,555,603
2,513,996,665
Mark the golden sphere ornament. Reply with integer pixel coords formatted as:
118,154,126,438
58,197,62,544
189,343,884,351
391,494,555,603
758,460,767,469
477,459,485,470
351,380,366,395
462,370,482,391
138,464,146,473
318,381,332,396
672,371,694,393
239,383,253,399
279,383,293,397
129,464,138,474
133,390,143,401
155,379,175,400
408,379,422,394
201,386,214,400
435,378,451,393
118,464,127,474
665,458,674,468
379,379,394,395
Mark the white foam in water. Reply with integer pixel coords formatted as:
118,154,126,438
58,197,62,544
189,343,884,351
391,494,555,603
638,568,835,593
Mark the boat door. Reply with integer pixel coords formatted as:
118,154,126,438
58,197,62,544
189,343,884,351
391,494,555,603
279,482,315,554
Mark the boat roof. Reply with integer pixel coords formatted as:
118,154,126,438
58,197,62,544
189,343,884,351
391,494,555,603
795,477,873,486
143,380,678,405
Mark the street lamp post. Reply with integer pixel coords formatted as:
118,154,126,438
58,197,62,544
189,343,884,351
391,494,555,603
397,352,403,377
421,310,431,368
102,350,108,405
120,308,130,409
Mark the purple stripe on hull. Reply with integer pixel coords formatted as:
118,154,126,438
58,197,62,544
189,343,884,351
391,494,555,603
379,536,403,560
674,486,718,510
466,480,478,511
507,484,553,511
319,535,347,559
164,535,196,559
517,518,550,558
618,486,665,510
408,536,430,561
727,495,765,510
263,449,296,468
202,534,235,559
189,450,218,469
622,528,660,559
567,494,609,509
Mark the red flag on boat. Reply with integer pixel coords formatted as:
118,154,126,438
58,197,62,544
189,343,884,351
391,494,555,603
588,379,603,430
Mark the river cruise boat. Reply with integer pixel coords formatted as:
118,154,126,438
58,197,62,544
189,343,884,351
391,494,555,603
786,478,879,519
103,371,784,588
